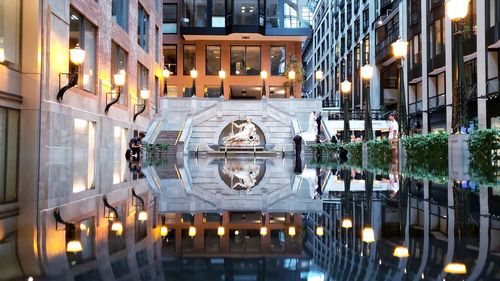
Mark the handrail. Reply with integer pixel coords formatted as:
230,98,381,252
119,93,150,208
175,119,187,146
143,117,162,144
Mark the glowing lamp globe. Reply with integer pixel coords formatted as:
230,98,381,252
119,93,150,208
217,226,225,237
160,225,169,237
315,70,324,81
393,246,410,258
66,240,83,253
111,221,123,233
218,70,226,80
114,70,126,87
446,0,470,20
288,226,296,237
69,44,85,65
392,39,409,59
341,218,353,229
190,69,198,79
138,210,148,222
188,226,197,238
288,70,296,80
361,65,374,80
0,47,5,63
163,68,170,79
260,70,268,80
316,226,325,236
260,226,268,236
362,227,375,243
444,263,467,274
140,89,150,100
340,79,352,94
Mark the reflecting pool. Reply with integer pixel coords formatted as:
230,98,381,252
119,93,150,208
3,156,500,281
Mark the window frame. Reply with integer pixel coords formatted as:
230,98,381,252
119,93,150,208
163,45,178,75
183,44,196,75
112,0,129,31
111,41,128,105
162,3,178,34
137,4,149,52
0,107,20,204
205,45,221,76
270,46,286,76
230,45,261,76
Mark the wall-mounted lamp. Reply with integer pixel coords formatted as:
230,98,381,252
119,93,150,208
260,70,268,97
54,209,83,253
133,89,150,122
0,47,5,63
103,196,123,235
190,69,198,97
57,44,85,101
163,68,170,96
132,189,148,222
105,70,126,113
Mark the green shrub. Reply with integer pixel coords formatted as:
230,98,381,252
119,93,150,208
309,143,342,158
403,158,448,184
345,142,362,164
367,139,392,163
401,131,448,161
467,129,500,186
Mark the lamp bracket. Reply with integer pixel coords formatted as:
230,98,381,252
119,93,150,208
133,101,147,122
132,189,145,207
103,196,119,220
105,87,121,113
57,71,79,102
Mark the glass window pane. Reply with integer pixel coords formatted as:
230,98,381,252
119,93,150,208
0,109,6,203
82,20,96,93
234,0,258,25
206,46,221,75
212,0,225,27
183,45,195,75
163,4,177,33
266,0,280,27
230,46,245,75
270,46,285,75
73,119,95,193
163,45,177,75
245,46,261,75
204,86,221,98
111,43,128,104
138,5,149,51
112,0,129,31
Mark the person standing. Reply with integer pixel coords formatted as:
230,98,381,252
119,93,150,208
316,112,322,136
388,113,399,162
293,134,303,159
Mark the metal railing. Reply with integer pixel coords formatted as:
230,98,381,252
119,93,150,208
428,93,446,109
409,100,423,115
321,108,386,120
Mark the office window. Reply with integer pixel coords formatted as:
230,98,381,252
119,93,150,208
183,45,196,75
266,0,280,27
363,36,369,64
70,8,97,93
73,118,96,193
112,0,129,31
163,45,177,75
0,0,21,69
163,4,177,33
137,4,149,51
111,42,128,104
155,26,159,62
206,46,221,75
67,217,95,267
435,19,442,55
137,63,149,103
413,34,420,64
235,0,258,25
0,108,19,204
230,46,261,75
112,127,128,184
212,0,225,27
270,46,285,75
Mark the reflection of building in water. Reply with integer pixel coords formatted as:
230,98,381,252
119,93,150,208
160,212,303,257
303,174,500,281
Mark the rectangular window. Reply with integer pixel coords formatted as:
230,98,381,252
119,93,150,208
204,86,222,98
0,108,19,204
234,0,258,25
112,0,129,31
73,118,96,193
183,45,196,75
266,0,280,28
230,46,261,75
413,34,420,64
67,217,95,266
490,0,497,27
435,19,442,55
112,127,128,184
162,4,177,33
206,46,221,75
137,5,149,51
163,45,177,75
111,42,128,104
363,36,370,64
270,46,285,76
137,63,149,104
0,0,21,68
212,0,225,27
155,26,159,62
70,8,97,93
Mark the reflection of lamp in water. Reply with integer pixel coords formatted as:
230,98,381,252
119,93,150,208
393,246,410,258
132,189,148,222
362,227,375,243
260,226,268,236
160,225,169,238
66,239,83,253
54,209,83,253
260,212,268,236
217,226,225,237
316,213,325,236
103,197,124,235
444,263,467,274
138,210,148,222
341,218,353,229
288,226,296,237
188,226,197,238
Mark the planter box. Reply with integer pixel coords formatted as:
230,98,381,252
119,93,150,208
448,134,470,180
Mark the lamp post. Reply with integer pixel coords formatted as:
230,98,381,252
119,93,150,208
315,70,324,99
260,70,268,97
361,65,374,141
190,69,198,97
57,44,85,101
391,38,409,136
288,70,296,98
218,70,226,98
163,68,170,96
446,0,470,133
340,79,352,143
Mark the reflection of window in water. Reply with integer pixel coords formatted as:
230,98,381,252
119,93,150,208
67,217,95,267
229,212,262,223
270,230,286,252
230,230,260,253
181,229,195,252
204,229,220,253
135,248,149,268
269,213,286,224
111,258,131,279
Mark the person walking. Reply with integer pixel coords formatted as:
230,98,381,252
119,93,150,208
388,113,399,162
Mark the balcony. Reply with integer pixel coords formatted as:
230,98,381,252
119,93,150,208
180,0,311,39
428,93,446,111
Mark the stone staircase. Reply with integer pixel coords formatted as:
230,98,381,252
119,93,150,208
154,130,180,154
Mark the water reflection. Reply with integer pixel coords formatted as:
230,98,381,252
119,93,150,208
3,157,500,280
